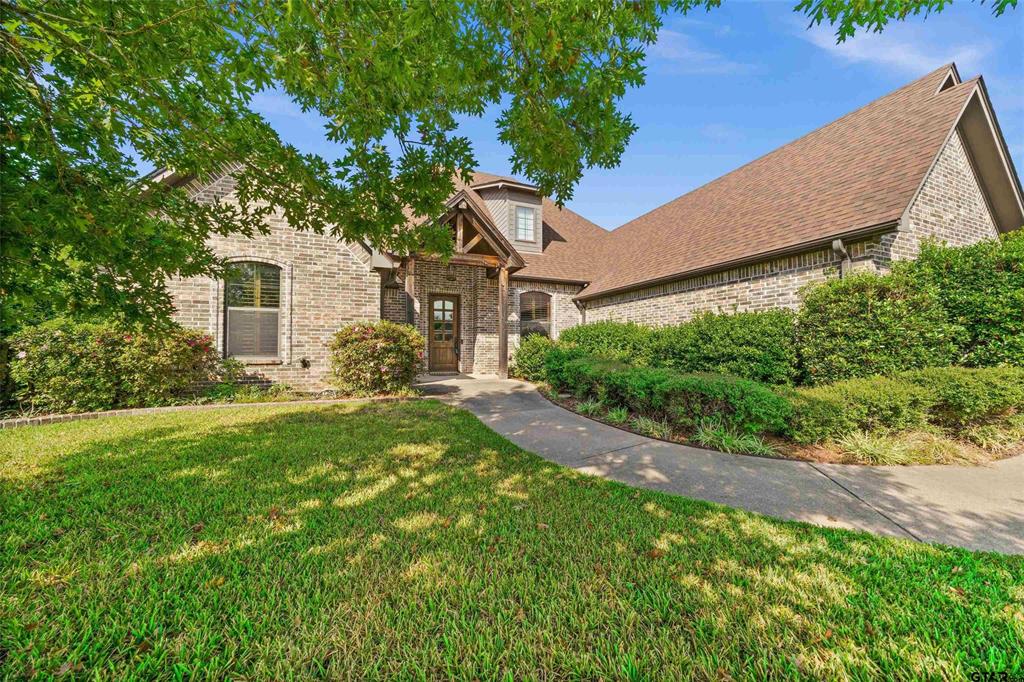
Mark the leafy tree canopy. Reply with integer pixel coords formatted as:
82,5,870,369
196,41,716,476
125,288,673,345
1,0,1016,331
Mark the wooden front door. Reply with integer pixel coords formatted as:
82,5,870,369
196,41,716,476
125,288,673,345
428,295,459,373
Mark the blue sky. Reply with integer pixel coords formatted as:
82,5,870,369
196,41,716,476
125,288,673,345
252,2,1023,229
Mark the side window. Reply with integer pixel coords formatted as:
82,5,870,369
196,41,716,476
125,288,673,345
519,291,551,338
225,262,281,359
515,205,536,242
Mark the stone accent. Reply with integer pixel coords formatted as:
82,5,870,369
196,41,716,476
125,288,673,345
881,129,999,263
509,280,584,348
167,173,381,390
584,238,880,325
380,260,500,375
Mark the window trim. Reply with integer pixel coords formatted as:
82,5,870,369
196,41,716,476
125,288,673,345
519,290,553,339
223,260,284,362
511,203,539,244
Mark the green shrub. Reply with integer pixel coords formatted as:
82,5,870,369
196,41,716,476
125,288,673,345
796,272,963,385
543,343,589,390
896,233,1024,367
8,317,221,413
558,321,654,364
510,335,556,382
559,357,791,435
786,376,934,444
650,310,798,385
559,356,628,400
658,373,792,434
328,321,423,396
898,366,1024,427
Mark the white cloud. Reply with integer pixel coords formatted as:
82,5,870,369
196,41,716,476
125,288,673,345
649,29,753,75
800,22,990,76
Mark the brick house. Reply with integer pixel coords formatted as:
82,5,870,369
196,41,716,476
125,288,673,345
167,63,1022,389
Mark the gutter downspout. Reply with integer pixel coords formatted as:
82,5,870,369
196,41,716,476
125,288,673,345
832,239,852,278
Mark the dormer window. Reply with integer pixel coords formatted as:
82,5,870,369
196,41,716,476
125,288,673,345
515,206,536,242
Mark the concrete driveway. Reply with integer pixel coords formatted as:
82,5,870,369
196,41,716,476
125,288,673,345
418,374,1024,555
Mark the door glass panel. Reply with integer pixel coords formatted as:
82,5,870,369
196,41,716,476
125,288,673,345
432,299,456,342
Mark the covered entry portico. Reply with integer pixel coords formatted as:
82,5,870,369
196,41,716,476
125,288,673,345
379,189,525,378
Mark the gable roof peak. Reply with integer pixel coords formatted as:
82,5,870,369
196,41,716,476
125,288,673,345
577,64,983,301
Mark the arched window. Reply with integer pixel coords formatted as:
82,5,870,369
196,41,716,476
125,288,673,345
225,262,281,359
520,291,552,338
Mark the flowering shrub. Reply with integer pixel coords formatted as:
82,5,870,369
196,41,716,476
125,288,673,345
328,321,424,396
8,318,222,413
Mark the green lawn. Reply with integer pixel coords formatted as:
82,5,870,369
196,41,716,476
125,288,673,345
2,402,1022,679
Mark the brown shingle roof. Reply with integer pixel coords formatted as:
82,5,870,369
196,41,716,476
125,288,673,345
577,64,978,300
515,198,611,282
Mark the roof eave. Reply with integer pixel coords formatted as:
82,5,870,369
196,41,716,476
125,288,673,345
575,220,899,303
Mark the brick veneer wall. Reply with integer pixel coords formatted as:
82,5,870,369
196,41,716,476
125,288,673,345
509,280,584,348
584,238,880,325
167,173,381,390
879,129,998,263
379,260,501,375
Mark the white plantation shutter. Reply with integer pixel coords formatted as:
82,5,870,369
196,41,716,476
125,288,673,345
519,292,551,337
227,309,279,357
225,263,281,358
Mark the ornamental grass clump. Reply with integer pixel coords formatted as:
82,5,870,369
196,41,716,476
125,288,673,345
328,321,424,396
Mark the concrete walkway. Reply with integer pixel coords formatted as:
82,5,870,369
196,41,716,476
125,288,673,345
418,375,1024,555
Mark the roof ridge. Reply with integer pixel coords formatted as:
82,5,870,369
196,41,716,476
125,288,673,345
608,63,959,234
579,64,980,300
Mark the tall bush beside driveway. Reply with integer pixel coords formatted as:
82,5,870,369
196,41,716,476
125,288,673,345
650,310,798,385
795,273,963,385
896,233,1024,367
328,321,424,396
8,318,220,413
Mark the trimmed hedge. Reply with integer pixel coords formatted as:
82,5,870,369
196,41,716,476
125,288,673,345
328,321,424,396
786,377,934,445
650,310,798,385
898,366,1024,427
8,318,221,413
543,343,589,389
555,356,791,435
896,232,1024,367
796,272,963,385
510,335,556,382
558,321,654,364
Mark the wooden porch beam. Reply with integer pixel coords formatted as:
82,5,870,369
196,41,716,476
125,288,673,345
497,264,509,379
455,212,464,253
448,253,500,268
463,233,483,253
404,257,416,325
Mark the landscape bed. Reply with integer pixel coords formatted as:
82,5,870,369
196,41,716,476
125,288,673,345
545,387,1024,466
2,401,1022,678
